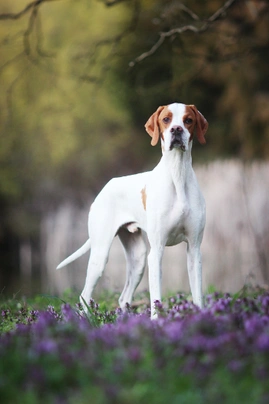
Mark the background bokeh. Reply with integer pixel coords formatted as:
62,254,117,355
0,0,268,297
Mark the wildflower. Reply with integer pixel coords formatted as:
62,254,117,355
47,305,61,321
61,304,77,322
35,339,58,355
128,347,142,363
256,333,269,351
1,309,10,319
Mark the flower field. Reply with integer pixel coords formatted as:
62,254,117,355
1,290,269,403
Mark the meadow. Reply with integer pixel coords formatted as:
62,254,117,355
1,288,269,404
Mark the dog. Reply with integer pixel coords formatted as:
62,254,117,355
57,103,208,318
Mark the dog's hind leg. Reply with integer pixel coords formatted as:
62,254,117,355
80,232,115,308
117,226,147,310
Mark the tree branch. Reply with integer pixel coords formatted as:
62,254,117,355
98,0,130,6
129,0,238,66
23,4,39,57
76,0,140,83
207,0,237,22
0,0,60,20
177,4,200,21
0,0,57,62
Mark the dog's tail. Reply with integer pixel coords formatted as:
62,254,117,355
56,239,91,270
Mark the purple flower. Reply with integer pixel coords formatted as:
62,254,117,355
163,321,183,342
209,297,232,314
228,359,244,372
61,304,77,322
34,311,56,330
2,309,11,319
47,305,61,321
34,339,58,355
256,333,269,351
244,315,263,338
128,347,142,362
154,300,164,311
260,294,269,314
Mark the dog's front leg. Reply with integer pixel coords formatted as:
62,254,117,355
147,243,165,319
186,243,203,309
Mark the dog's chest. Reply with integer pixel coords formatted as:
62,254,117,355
165,201,189,246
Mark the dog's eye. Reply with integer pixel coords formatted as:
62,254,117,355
163,117,170,123
184,118,193,125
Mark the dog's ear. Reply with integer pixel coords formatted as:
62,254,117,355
189,105,208,144
145,106,165,146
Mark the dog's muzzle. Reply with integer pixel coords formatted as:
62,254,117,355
170,126,186,151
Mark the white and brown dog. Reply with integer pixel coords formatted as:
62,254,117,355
57,103,208,318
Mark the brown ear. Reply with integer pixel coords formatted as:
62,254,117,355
189,105,208,144
145,106,165,146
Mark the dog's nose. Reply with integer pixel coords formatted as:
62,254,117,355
170,126,183,134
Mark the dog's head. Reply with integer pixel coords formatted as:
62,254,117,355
145,103,208,152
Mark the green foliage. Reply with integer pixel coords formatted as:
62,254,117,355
0,289,75,332
0,0,132,203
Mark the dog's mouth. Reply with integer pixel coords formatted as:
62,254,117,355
170,138,186,151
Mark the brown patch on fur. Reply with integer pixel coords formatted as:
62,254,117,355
185,105,208,144
145,106,173,146
141,187,147,210
157,107,173,135
145,106,165,146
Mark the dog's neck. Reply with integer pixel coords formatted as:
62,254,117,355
161,141,193,196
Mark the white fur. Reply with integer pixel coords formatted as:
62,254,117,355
57,103,206,318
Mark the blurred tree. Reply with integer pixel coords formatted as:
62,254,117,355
115,0,269,160
0,0,269,293
0,0,136,290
